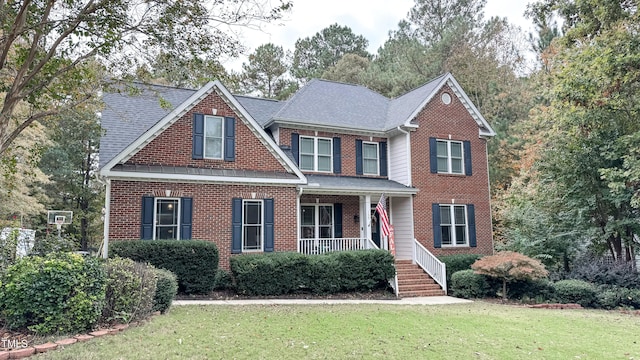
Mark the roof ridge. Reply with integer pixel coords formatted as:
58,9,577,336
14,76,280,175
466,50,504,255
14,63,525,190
233,94,283,103
107,79,199,92
391,73,449,100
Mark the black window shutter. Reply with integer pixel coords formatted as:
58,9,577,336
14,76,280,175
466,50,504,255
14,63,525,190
224,117,236,161
180,197,193,240
468,204,476,247
429,137,437,173
231,198,242,253
464,140,472,176
334,203,343,238
379,141,387,177
333,137,341,174
432,203,442,248
192,113,204,159
291,133,299,165
355,139,363,175
264,198,274,252
141,196,154,240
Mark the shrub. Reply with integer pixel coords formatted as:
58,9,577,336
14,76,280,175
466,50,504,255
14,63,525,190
450,269,489,299
101,257,157,324
563,256,640,289
153,268,178,313
596,286,640,310
553,279,597,307
472,251,549,300
0,252,106,334
230,250,394,296
29,233,77,256
439,254,483,290
110,240,219,294
213,269,234,291
506,278,555,302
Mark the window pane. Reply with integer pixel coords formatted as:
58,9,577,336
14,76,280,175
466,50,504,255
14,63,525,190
437,141,448,156
156,226,177,240
244,202,261,224
441,226,452,245
451,142,462,158
319,226,332,238
301,138,314,154
317,139,331,155
454,206,466,225
205,117,222,137
301,226,315,238
318,156,331,172
157,199,178,225
363,143,378,159
300,154,314,170
364,159,378,174
439,206,451,225
437,158,448,173
451,159,463,174
205,138,222,158
319,206,333,226
301,206,315,225
243,226,261,250
455,226,467,245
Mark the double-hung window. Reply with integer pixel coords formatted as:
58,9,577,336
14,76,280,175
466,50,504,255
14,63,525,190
204,115,224,159
299,136,332,172
362,142,379,175
300,204,334,239
154,198,180,240
242,200,263,251
439,204,468,246
437,140,464,174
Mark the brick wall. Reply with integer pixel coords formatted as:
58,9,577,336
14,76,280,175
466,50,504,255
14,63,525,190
410,84,494,256
278,128,387,178
127,89,288,173
109,180,298,270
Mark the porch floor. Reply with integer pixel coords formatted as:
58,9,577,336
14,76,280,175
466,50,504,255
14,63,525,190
395,260,446,297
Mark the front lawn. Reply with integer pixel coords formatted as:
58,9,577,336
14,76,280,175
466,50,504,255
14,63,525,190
33,302,640,359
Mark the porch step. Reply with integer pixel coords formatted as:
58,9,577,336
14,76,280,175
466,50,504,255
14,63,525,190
395,261,446,298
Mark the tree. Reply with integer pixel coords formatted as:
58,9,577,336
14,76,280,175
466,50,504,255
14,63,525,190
321,53,370,85
472,251,549,300
408,0,486,45
39,105,103,251
292,23,371,82
0,0,292,157
240,43,291,99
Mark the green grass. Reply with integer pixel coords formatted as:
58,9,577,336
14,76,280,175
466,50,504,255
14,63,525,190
34,302,640,359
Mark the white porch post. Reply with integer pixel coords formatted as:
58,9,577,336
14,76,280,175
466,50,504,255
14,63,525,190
296,189,301,253
102,178,111,259
364,195,371,242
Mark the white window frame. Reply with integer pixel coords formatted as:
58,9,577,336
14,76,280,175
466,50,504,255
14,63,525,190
362,141,379,175
440,204,468,247
153,197,180,240
300,204,334,239
242,199,264,252
204,115,224,160
299,136,333,172
436,139,464,174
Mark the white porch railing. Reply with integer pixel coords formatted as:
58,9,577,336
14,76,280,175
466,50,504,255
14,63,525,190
413,239,447,294
298,238,372,255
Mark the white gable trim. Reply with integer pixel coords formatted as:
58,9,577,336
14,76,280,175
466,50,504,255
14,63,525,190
99,81,307,183
402,73,496,137
100,170,306,185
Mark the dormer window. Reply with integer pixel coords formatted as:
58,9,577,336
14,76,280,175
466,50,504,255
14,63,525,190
299,136,332,172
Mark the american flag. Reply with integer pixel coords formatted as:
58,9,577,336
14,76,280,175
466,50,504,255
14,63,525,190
376,194,390,237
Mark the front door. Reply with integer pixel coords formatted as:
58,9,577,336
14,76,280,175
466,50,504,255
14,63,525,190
371,207,381,248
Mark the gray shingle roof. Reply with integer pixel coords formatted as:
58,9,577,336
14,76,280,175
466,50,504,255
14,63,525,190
386,73,448,128
302,174,417,195
111,164,298,180
234,95,285,126
99,83,195,168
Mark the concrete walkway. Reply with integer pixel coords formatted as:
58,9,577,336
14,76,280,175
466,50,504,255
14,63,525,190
173,296,472,306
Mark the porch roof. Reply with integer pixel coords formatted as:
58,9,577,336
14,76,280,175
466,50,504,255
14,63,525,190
300,174,417,196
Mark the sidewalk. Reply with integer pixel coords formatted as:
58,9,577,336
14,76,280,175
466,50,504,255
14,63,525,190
173,296,472,306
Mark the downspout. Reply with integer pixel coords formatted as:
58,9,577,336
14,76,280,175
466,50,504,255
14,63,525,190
296,187,303,253
396,126,412,186
102,177,111,259
484,136,494,255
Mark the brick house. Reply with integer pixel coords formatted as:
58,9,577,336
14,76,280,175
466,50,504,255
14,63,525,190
98,73,496,296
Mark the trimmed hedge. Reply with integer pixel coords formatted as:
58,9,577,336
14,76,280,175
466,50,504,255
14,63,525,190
0,252,106,334
450,269,489,299
213,269,234,291
101,257,157,324
110,240,219,294
153,268,178,313
439,254,483,290
553,279,597,307
230,250,395,296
